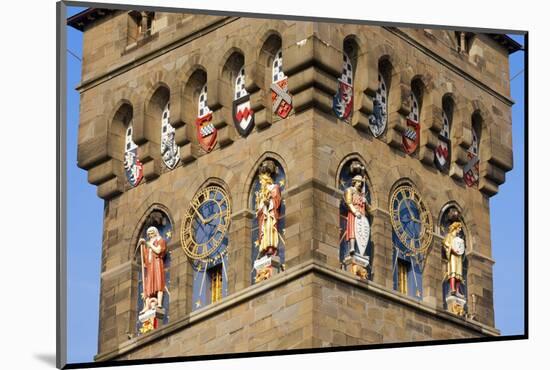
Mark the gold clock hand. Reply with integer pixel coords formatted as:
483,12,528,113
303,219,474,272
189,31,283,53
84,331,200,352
203,213,220,224
191,203,206,224
403,198,415,220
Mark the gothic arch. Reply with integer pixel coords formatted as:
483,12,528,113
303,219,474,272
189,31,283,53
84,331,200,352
335,153,376,207
107,100,134,162
437,201,474,248
242,151,289,211
326,140,384,208
385,166,433,214
184,165,239,208
128,200,176,260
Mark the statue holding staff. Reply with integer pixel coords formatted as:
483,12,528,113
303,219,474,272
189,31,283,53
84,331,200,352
139,226,167,313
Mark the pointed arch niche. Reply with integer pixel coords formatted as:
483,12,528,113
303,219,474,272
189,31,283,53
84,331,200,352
249,159,286,284
439,204,469,315
337,157,373,278
134,208,173,335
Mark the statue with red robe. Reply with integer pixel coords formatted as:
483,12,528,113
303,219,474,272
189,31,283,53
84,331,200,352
139,226,167,313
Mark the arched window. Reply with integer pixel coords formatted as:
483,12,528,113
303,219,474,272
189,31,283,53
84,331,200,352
435,96,453,172
180,184,231,310
333,38,357,122
250,159,286,284
270,47,292,119
369,59,390,137
464,113,481,187
195,83,217,153
338,159,372,280
440,206,468,316
403,80,423,155
124,117,143,187
135,210,173,334
389,184,433,299
160,100,180,169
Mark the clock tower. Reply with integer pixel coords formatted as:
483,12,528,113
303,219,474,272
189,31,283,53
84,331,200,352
68,7,521,362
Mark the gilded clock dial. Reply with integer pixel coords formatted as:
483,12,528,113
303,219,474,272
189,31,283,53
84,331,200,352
389,185,433,254
181,186,231,261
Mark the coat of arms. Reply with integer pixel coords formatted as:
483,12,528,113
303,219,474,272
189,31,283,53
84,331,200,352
333,81,353,121
402,119,420,154
232,66,254,136
333,52,354,122
463,151,479,187
195,84,217,153
124,124,143,187
403,92,420,154
160,102,180,169
435,135,450,171
368,73,388,137
271,49,292,119
271,78,292,119
195,112,217,153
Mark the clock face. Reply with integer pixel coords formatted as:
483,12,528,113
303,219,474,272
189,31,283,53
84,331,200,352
389,185,433,255
181,186,231,262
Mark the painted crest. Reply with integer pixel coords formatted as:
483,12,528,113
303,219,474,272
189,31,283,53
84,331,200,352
270,49,292,119
435,110,451,171
464,128,479,187
402,119,420,154
333,52,354,122
369,73,388,137
435,135,450,171
232,66,254,136
124,123,143,187
196,112,216,153
354,216,371,256
463,151,479,187
195,84,217,153
403,92,420,154
160,102,180,169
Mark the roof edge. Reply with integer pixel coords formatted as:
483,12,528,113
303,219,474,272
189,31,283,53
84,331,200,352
66,8,116,31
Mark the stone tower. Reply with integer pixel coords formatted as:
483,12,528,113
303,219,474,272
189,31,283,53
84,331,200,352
68,7,520,362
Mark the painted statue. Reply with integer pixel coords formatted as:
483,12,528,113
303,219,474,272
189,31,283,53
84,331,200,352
255,172,282,257
443,221,465,296
343,174,370,257
139,226,167,313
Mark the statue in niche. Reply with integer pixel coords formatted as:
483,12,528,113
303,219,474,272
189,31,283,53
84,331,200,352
343,170,370,257
443,221,465,297
341,162,370,280
255,161,282,258
139,226,167,313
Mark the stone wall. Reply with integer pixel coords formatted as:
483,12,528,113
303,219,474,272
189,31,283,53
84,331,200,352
96,262,496,361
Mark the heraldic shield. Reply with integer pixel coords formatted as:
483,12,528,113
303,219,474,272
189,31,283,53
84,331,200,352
354,216,370,256
195,112,217,153
333,81,353,122
124,148,143,187
435,135,451,171
402,119,420,154
271,78,292,119
232,95,255,136
463,152,480,187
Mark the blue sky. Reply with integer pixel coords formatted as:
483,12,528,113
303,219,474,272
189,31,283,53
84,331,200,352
65,7,525,363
